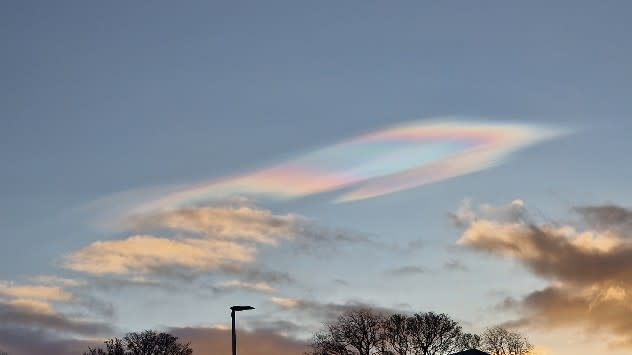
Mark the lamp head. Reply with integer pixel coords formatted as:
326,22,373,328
230,305,255,312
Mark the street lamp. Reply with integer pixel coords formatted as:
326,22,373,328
230,305,255,355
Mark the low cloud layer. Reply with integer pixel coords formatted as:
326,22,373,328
270,296,404,322
454,200,632,348
0,325,307,355
0,301,111,337
0,327,98,355
67,203,372,281
1,201,389,354
0,277,112,342
170,326,308,355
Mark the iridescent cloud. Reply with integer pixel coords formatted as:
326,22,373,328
136,119,564,212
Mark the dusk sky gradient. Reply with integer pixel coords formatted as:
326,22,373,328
2,2,632,355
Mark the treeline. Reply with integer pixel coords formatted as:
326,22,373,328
83,330,192,355
309,308,533,355
1,310,533,355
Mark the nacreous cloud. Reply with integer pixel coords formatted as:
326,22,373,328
135,119,563,212
454,200,632,348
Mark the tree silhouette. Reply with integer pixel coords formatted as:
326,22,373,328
382,314,411,355
309,309,488,355
311,308,385,355
481,327,533,355
455,333,481,352
406,312,463,355
83,330,192,355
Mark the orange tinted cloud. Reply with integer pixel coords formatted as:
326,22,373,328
0,282,73,302
129,205,302,245
455,200,632,348
64,235,257,275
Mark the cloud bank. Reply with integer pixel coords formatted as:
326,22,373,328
454,200,632,348
66,203,369,281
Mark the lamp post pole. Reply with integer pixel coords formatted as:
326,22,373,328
230,305,255,355
231,309,236,355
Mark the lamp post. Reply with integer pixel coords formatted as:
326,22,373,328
230,305,255,355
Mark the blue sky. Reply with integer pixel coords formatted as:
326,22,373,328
1,2,632,354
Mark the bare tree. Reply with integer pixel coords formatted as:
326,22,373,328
382,314,411,355
406,312,463,355
481,326,533,355
455,333,481,352
309,308,386,355
310,331,354,355
83,330,192,355
310,308,508,355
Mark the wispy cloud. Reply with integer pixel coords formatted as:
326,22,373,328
385,265,427,276
219,280,277,293
0,282,73,302
66,202,376,282
219,265,295,285
128,205,302,245
270,296,405,322
64,235,257,275
443,260,468,272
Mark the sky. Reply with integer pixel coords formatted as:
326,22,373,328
1,1,632,354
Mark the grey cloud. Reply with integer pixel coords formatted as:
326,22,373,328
220,265,295,285
271,297,405,322
385,265,427,276
86,276,169,291
333,279,350,286
406,238,426,250
287,222,385,257
72,294,116,320
0,327,99,355
461,221,632,287
574,204,632,233
0,302,111,337
249,319,305,334
443,260,468,272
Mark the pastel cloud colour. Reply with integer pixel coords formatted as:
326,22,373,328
137,120,562,212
